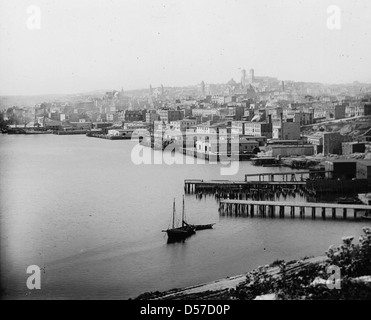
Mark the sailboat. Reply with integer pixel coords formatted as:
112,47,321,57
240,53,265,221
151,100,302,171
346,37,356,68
162,197,196,241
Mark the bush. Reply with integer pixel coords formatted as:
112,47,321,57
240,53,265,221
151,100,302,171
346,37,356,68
230,227,371,300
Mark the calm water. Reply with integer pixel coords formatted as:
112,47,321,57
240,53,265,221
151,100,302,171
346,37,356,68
0,135,367,299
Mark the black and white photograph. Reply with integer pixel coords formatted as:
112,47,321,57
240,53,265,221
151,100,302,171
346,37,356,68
1,0,371,305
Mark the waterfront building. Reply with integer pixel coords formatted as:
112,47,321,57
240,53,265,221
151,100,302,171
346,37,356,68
307,132,352,155
239,137,259,154
265,143,314,157
92,122,113,129
243,122,272,138
324,160,358,179
272,120,300,140
356,160,371,179
123,122,150,130
239,135,266,146
69,122,92,130
107,129,131,137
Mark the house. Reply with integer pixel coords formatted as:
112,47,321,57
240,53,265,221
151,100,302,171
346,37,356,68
324,160,357,179
93,122,113,129
356,160,371,179
107,129,133,137
239,135,267,146
334,104,346,119
272,120,300,140
239,138,259,154
307,132,352,155
195,133,239,156
69,122,92,130
265,141,314,157
243,122,272,138
342,142,366,155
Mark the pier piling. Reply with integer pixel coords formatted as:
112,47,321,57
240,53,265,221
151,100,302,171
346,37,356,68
219,200,371,221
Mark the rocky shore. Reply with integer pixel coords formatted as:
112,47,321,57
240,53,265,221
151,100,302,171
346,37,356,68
134,227,371,300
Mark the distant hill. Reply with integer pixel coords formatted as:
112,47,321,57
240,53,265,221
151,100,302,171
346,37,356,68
0,90,111,109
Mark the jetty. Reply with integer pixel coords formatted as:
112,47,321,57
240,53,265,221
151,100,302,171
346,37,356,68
185,179,306,193
219,199,371,220
244,170,332,182
86,133,131,140
185,169,369,195
53,130,88,135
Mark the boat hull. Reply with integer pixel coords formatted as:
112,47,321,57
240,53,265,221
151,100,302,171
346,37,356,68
166,226,196,241
192,224,215,230
183,221,215,231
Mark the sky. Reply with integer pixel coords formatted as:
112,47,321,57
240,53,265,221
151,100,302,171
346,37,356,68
0,0,371,95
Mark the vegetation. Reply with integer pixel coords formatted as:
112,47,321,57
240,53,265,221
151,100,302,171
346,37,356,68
230,227,371,300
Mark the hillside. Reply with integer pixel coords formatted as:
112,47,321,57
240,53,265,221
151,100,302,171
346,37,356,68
301,116,371,138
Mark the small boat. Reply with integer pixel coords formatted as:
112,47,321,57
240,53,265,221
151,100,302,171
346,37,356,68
162,197,195,242
361,215,371,220
183,221,215,230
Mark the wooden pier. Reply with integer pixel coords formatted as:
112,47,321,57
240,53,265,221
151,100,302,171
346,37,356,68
184,179,306,194
244,170,332,182
219,199,371,220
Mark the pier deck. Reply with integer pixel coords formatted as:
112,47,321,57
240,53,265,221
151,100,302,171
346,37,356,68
219,199,371,220
244,170,332,182
184,179,306,193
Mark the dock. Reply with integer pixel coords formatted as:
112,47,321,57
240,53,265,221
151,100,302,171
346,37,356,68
244,170,332,182
184,179,307,194
185,170,369,196
219,199,371,220
53,130,89,135
86,133,131,140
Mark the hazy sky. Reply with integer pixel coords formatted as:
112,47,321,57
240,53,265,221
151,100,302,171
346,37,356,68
1,0,371,95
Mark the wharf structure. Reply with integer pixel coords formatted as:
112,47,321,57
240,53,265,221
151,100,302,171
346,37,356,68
184,169,370,196
219,199,371,220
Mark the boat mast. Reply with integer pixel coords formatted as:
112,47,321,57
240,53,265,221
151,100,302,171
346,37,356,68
182,195,185,227
172,198,175,229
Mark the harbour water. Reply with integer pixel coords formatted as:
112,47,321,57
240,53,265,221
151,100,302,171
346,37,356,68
0,135,366,299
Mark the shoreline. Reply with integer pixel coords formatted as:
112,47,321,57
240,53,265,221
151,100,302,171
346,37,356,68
133,256,328,300
134,227,371,300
